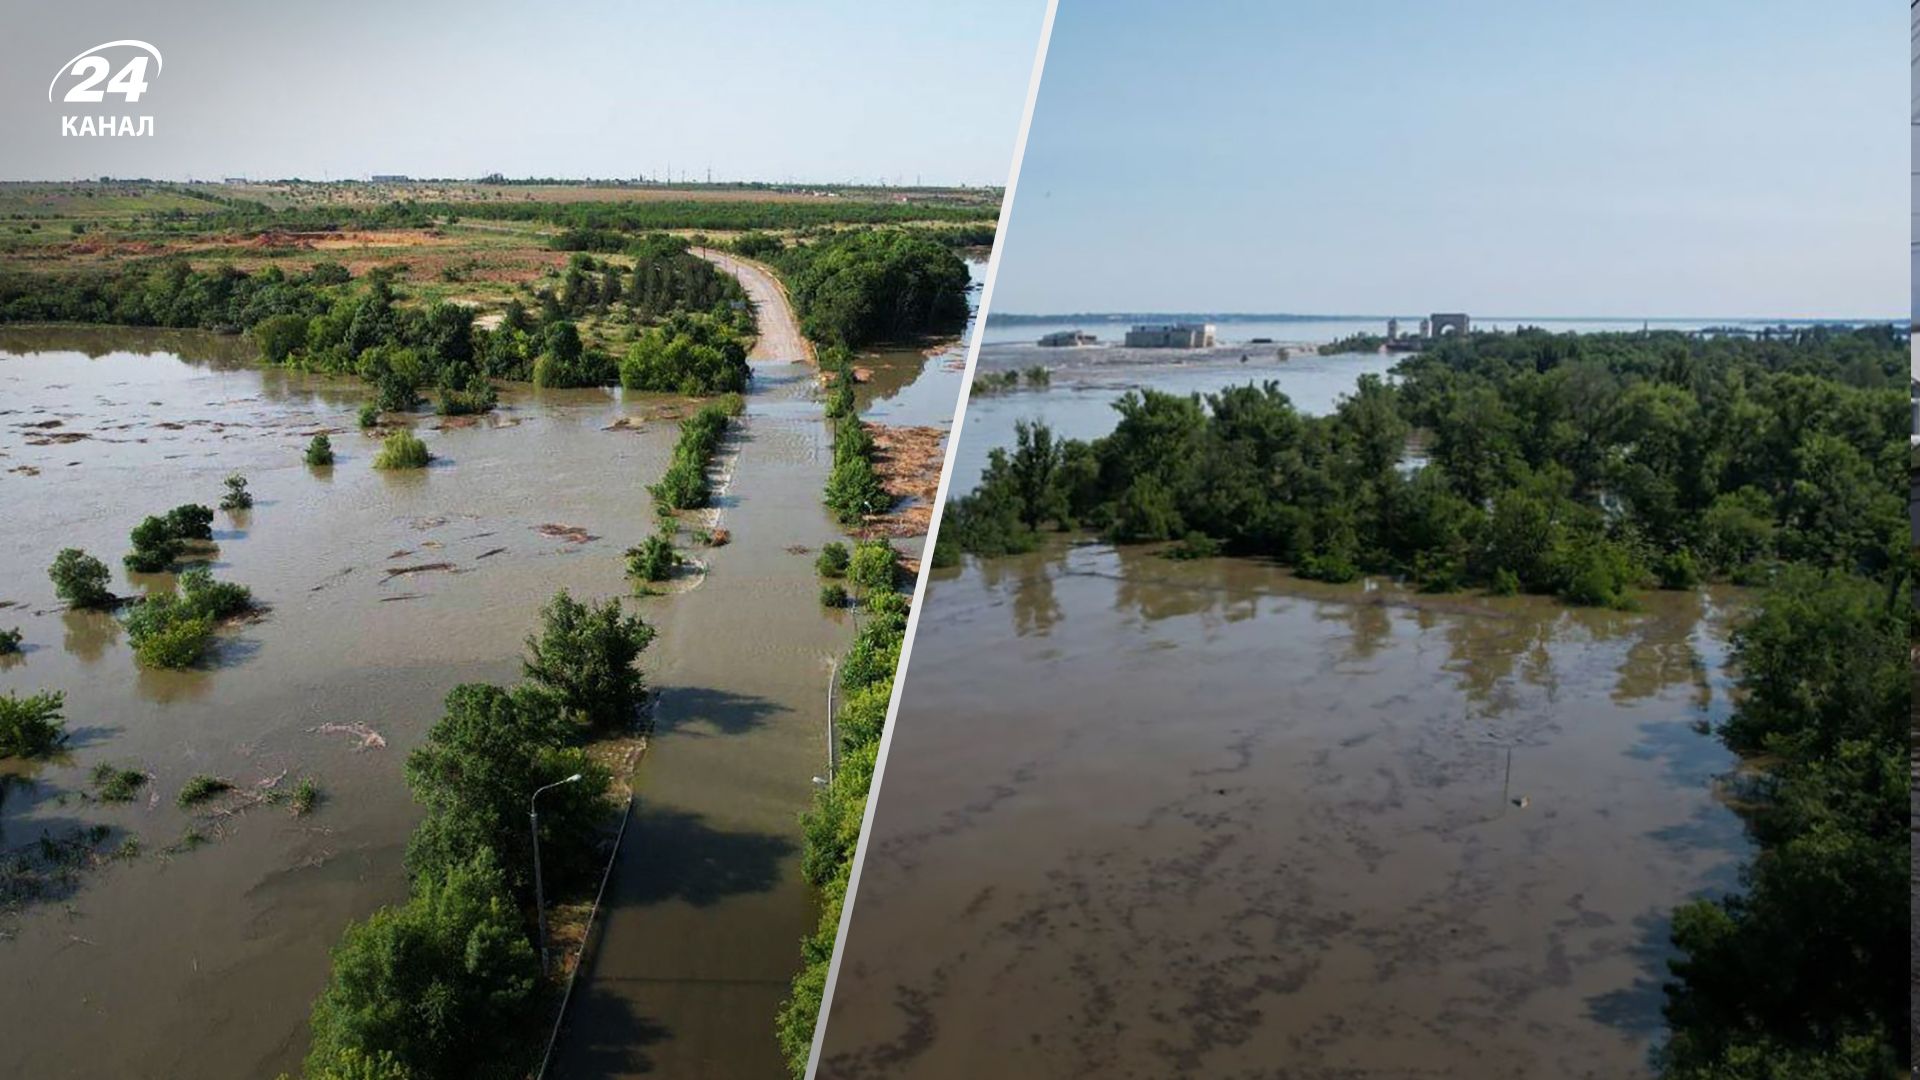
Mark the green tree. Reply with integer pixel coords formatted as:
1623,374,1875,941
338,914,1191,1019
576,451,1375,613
521,591,655,731
49,548,113,608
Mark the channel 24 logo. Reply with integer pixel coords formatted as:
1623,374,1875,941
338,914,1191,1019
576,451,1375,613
48,40,163,138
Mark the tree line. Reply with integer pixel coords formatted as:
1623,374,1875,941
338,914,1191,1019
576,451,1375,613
766,229,973,350
943,326,1904,609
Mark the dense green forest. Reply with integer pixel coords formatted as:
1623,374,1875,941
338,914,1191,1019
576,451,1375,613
768,229,973,349
947,327,1904,607
943,325,1910,1076
1657,567,1907,1077
776,565,910,1076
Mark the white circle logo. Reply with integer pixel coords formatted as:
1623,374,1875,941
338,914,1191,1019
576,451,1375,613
48,40,163,104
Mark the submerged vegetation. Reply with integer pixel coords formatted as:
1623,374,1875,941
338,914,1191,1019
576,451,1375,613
649,399,738,512
49,548,114,608
124,566,255,668
772,229,971,350
947,328,1904,608
621,310,752,396
372,430,431,470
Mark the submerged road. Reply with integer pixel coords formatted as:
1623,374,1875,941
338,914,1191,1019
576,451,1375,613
548,257,843,1077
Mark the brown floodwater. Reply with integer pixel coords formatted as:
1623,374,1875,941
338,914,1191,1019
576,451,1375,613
0,323,885,1079
817,540,1751,1079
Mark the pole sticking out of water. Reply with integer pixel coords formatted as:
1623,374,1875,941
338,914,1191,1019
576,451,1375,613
1501,747,1513,810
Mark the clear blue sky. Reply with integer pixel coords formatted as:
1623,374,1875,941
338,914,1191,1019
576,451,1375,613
995,1,1903,319
0,0,1046,185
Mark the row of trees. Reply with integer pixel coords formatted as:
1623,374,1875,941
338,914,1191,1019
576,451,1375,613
302,591,651,1080
776,559,910,1075
946,327,1904,608
620,311,753,396
821,352,889,526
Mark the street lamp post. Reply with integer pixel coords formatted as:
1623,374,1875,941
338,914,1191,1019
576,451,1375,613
530,773,584,977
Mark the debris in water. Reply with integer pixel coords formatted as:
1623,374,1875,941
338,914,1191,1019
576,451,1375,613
311,722,387,751
382,562,455,579
476,547,508,559
536,523,596,544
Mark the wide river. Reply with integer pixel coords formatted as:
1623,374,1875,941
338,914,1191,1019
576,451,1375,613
817,339,1756,1077
0,317,953,1079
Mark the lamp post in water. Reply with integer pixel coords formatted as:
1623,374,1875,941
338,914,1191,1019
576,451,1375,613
531,773,584,976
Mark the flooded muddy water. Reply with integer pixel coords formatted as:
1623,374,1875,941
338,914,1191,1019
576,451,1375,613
0,320,909,1079
817,541,1751,1079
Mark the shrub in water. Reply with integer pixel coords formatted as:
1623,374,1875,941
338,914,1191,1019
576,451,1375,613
178,565,254,620
164,503,215,540
305,433,335,466
91,762,147,802
625,533,680,583
819,583,848,608
125,515,184,573
522,590,656,731
220,474,253,510
357,402,380,429
0,627,20,655
50,548,114,608
125,595,215,668
847,540,898,596
373,430,431,470
0,689,66,759
815,542,850,579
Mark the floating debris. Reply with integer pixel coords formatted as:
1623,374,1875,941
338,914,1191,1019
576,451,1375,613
310,722,387,751
536,523,596,544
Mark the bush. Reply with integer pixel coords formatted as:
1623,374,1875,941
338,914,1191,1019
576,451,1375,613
305,433,335,466
0,627,21,654
819,583,848,608
1655,548,1701,590
178,565,254,620
625,533,679,583
357,402,380,429
815,542,850,579
619,311,752,396
50,548,114,608
125,514,184,573
1165,531,1222,560
220,474,253,510
176,774,232,807
373,431,431,470
521,591,655,732
0,689,66,758
164,504,215,540
304,852,541,1080
125,595,217,668
846,540,898,596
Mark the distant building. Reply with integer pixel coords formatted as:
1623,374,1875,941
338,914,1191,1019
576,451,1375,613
370,174,412,183
1038,330,1098,347
1387,317,1400,340
1124,322,1215,348
1429,312,1470,337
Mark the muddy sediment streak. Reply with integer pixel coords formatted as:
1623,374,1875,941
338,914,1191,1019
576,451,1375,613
817,542,1750,1079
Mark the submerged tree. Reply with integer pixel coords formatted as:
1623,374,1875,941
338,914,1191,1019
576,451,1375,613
521,590,656,731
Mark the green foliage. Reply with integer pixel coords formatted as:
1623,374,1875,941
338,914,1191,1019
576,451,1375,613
373,431,431,470
0,689,66,758
165,503,215,540
220,474,253,510
944,328,1905,611
648,401,733,511
50,547,113,608
821,348,857,420
814,542,850,579
818,583,848,608
90,762,146,802
304,851,540,1080
124,514,185,573
403,683,609,896
290,777,320,816
1659,568,1907,1075
620,311,752,396
176,774,232,807
357,402,380,429
824,413,888,525
782,569,913,1075
625,532,679,583
521,590,655,732
0,627,20,654
123,572,248,669
529,320,616,388
306,433,335,466
846,540,898,596
775,229,971,349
